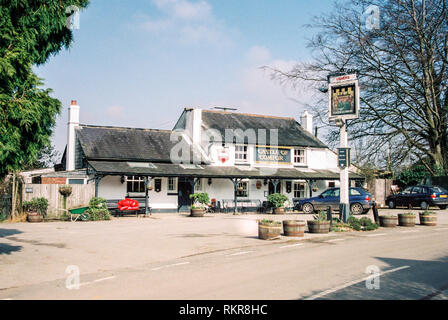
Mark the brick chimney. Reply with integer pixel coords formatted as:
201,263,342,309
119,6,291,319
66,100,80,171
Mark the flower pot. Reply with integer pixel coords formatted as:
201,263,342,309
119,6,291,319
419,213,437,226
380,216,397,228
190,208,206,217
398,214,416,227
258,223,282,240
27,211,43,223
307,220,330,234
283,220,306,237
273,207,285,215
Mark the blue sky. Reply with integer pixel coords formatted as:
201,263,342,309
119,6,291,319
36,0,335,153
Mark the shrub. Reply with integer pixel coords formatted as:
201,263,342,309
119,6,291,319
348,216,379,231
86,197,111,221
420,209,436,216
267,193,288,209
313,211,328,222
259,219,281,226
23,198,48,216
189,193,210,209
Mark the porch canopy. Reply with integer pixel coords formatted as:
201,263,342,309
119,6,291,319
87,160,364,214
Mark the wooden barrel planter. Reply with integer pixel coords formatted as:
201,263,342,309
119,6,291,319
27,211,43,223
273,207,285,215
190,208,206,217
283,220,306,237
258,221,282,240
398,214,416,227
307,221,330,234
419,213,437,226
379,216,397,228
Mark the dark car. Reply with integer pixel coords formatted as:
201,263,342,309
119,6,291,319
295,187,373,215
386,185,448,210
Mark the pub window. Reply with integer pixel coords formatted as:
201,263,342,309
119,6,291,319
328,182,336,188
294,149,306,165
194,178,203,192
294,182,306,198
235,145,248,162
127,176,145,193
168,177,177,192
237,181,249,197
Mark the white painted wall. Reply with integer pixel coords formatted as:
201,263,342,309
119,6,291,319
98,176,126,199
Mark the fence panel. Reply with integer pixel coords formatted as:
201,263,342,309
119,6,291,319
22,184,95,217
1,194,11,219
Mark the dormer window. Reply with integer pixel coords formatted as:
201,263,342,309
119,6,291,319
294,148,306,165
235,145,248,163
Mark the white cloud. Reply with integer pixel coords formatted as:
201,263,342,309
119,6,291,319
140,0,232,47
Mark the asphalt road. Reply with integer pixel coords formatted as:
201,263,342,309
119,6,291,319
1,222,448,300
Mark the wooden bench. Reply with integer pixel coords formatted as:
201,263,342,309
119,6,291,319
106,199,152,217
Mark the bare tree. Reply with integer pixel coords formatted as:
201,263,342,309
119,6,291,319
270,0,448,175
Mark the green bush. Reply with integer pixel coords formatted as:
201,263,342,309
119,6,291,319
189,193,210,209
259,219,281,226
267,193,288,209
348,216,379,231
23,198,48,216
313,211,328,222
86,197,111,221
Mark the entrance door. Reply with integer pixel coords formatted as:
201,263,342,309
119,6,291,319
178,178,193,210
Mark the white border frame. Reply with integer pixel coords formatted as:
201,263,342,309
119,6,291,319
328,74,360,122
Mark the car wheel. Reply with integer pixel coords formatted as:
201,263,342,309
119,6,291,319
302,203,315,214
388,200,396,209
350,203,364,215
439,205,447,210
420,201,429,210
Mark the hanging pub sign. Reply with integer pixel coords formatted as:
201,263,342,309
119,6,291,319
255,146,291,164
217,148,230,164
338,148,351,169
328,73,360,121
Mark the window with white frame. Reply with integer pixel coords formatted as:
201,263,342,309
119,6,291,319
127,176,145,193
168,177,177,192
194,178,203,192
235,145,248,162
236,181,249,197
294,148,306,165
294,182,306,198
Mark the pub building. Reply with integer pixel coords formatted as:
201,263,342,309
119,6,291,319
60,100,363,213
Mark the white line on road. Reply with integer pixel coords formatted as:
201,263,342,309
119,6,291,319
1,298,13,300
325,239,345,243
79,276,116,287
304,266,411,300
151,262,190,271
365,233,387,237
228,251,253,257
280,243,304,249
399,230,420,234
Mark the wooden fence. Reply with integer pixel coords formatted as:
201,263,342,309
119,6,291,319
22,183,95,217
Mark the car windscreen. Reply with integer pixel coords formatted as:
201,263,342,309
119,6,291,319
430,187,448,194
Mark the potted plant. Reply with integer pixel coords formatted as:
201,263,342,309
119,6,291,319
23,197,48,223
398,212,416,227
307,211,330,234
419,209,437,226
59,185,72,210
267,193,288,214
189,193,210,217
258,219,282,240
379,215,398,228
283,220,306,237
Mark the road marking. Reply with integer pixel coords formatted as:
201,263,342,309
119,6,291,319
1,298,13,300
399,230,420,234
151,262,190,271
93,276,116,283
304,266,410,300
326,239,345,243
80,276,116,287
228,251,253,257
365,233,387,237
280,243,304,249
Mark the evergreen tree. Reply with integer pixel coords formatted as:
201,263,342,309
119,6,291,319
0,0,89,178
